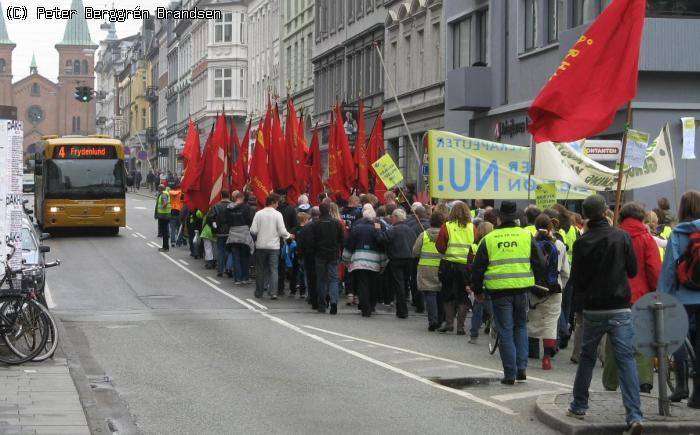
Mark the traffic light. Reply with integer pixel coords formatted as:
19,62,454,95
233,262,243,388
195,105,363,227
74,86,94,102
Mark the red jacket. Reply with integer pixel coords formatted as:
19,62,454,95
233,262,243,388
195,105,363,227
619,218,662,304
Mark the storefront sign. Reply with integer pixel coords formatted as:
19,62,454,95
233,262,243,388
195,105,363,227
581,140,621,161
494,118,529,141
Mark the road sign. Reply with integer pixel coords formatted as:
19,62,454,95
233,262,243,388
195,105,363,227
633,292,688,358
137,150,148,161
421,164,429,176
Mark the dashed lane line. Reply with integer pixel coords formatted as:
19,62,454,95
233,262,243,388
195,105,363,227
131,233,139,238
134,232,147,239
155,251,517,416
246,299,268,311
302,325,573,390
206,276,221,285
178,259,189,266
147,242,160,249
125,225,133,230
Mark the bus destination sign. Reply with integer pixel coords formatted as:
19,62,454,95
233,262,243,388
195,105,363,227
53,145,117,159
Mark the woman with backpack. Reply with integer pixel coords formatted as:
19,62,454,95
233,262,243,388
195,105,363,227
658,190,700,408
528,214,570,370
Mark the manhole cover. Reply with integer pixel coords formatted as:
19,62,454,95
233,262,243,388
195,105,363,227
430,377,502,389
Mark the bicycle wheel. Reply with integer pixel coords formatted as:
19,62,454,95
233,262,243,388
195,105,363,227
0,298,50,365
488,321,500,355
7,301,57,362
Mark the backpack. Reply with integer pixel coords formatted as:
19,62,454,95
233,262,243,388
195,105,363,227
214,204,231,235
676,230,700,290
536,239,560,287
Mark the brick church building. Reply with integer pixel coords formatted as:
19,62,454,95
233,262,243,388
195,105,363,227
0,0,97,162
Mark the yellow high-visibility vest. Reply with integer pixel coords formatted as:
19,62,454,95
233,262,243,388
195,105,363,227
419,232,443,267
483,227,535,290
445,221,476,264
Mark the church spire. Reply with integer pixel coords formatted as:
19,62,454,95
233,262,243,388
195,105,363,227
29,53,37,74
58,0,97,47
0,1,14,45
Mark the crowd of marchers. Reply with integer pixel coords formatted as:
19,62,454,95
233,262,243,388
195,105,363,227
151,183,700,435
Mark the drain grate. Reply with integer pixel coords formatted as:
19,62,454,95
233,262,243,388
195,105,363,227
429,376,502,389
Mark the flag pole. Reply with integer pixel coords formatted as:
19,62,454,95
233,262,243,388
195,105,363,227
613,101,633,226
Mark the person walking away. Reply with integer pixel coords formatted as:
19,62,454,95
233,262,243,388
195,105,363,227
169,184,184,247
311,200,344,313
658,190,700,408
554,204,579,350
527,214,570,370
377,208,417,319
468,221,495,343
250,193,292,300
201,214,217,269
472,201,545,384
435,201,478,334
154,185,171,252
413,211,446,330
602,202,661,394
564,194,642,434
340,195,363,228
407,205,430,314
658,197,677,227
207,191,234,277
523,206,542,237
134,170,142,191
147,170,155,192
297,207,321,309
186,205,204,259
226,191,255,284
343,207,387,317
274,189,299,296
291,212,310,298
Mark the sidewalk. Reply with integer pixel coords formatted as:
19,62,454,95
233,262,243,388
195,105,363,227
536,391,700,434
0,358,90,435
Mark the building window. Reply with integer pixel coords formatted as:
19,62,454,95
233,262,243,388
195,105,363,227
647,0,700,17
524,0,538,51
65,60,72,74
476,9,489,65
142,108,147,130
215,13,233,43
82,60,88,74
572,0,613,27
240,13,247,44
452,17,471,69
0,59,5,73
72,116,81,133
239,69,245,98
417,29,424,85
286,46,292,84
214,68,232,98
73,60,81,74
547,0,561,42
31,83,40,96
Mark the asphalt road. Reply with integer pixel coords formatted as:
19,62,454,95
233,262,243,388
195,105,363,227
40,192,607,435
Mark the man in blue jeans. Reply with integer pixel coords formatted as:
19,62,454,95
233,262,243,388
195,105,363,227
566,194,642,435
310,200,345,314
250,193,291,299
472,201,546,384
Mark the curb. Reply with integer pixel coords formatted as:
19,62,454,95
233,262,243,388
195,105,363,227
535,393,700,435
128,190,157,200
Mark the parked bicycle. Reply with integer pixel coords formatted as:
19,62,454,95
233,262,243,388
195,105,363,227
0,243,54,364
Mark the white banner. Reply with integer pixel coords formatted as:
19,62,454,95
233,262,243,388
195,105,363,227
535,124,675,191
682,117,696,160
0,120,23,286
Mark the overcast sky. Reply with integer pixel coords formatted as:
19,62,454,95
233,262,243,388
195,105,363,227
4,0,163,82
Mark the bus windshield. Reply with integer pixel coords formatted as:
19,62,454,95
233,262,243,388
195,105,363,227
45,159,125,199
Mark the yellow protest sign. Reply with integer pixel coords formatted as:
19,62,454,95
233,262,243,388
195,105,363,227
426,130,591,200
372,154,403,189
535,183,557,209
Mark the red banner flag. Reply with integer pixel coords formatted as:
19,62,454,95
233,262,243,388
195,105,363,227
367,109,387,201
327,110,351,201
205,112,229,208
268,104,292,189
181,118,200,172
184,125,214,213
308,124,324,206
527,0,646,143
228,118,239,189
249,119,273,206
285,99,303,204
354,98,369,193
334,99,355,194
232,120,251,192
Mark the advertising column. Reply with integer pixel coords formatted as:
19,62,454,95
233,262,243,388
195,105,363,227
0,119,24,287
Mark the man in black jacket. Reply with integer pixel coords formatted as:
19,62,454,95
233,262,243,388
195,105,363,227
206,191,233,277
297,207,320,309
566,195,642,434
311,200,344,314
377,208,417,318
275,189,299,295
226,191,255,284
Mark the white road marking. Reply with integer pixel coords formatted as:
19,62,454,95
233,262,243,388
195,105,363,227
133,206,147,210
246,299,268,310
389,357,431,364
206,276,221,285
44,283,56,309
413,365,461,373
125,226,133,230
302,325,573,389
135,233,147,239
491,389,568,402
340,339,355,342
131,233,139,238
156,252,519,416
178,259,189,266
147,242,159,249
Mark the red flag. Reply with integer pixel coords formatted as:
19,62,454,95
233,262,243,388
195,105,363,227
327,110,351,201
334,99,355,193
354,98,369,193
249,119,273,206
228,118,239,188
181,118,200,172
367,110,387,201
232,120,251,191
285,99,302,204
307,124,324,206
268,104,292,189
527,0,646,143
202,112,228,209
184,125,214,213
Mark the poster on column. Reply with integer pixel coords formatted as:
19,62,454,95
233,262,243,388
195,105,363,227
425,130,592,200
0,120,23,288
681,117,696,160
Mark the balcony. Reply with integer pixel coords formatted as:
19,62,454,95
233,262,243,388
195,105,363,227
446,66,493,111
146,86,159,102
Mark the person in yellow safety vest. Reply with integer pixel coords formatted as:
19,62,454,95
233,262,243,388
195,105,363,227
524,206,542,237
471,201,547,385
154,184,172,252
169,184,184,247
435,201,478,335
412,211,447,331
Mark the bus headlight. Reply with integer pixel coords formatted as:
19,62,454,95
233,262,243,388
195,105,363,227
111,206,121,212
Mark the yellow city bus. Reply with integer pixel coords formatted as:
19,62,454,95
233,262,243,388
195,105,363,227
34,135,127,234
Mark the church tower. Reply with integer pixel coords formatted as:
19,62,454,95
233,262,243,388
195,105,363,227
0,1,15,106
55,0,97,135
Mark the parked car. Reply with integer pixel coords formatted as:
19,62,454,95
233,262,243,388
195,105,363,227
21,215,57,305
